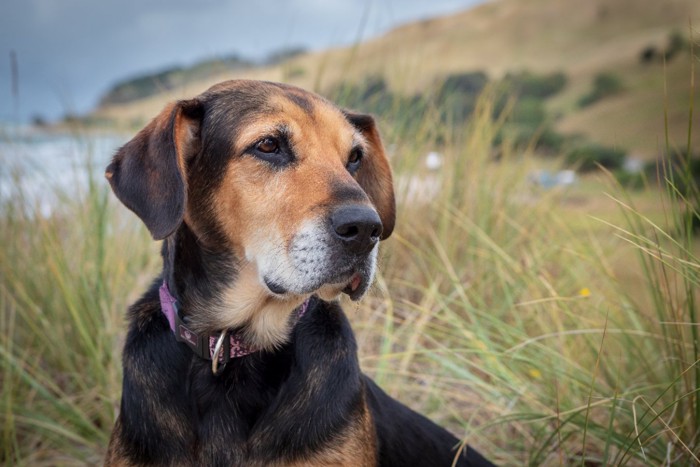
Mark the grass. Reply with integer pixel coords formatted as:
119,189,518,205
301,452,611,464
0,149,159,464
352,92,699,464
1,87,698,465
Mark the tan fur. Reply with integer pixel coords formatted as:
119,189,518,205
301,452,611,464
213,262,307,349
279,403,377,467
105,418,133,467
172,102,201,174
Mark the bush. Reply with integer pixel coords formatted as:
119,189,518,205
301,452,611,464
639,45,659,64
579,73,624,107
437,71,489,98
510,97,547,129
664,30,688,61
501,71,567,99
433,72,489,123
638,31,689,64
328,75,394,114
614,169,646,190
652,153,700,234
646,152,700,196
566,143,626,172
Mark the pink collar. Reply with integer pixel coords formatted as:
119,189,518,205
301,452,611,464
159,281,309,372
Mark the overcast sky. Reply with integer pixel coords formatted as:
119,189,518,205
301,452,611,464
1,0,483,123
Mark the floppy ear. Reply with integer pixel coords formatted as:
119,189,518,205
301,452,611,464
345,112,396,239
105,99,203,240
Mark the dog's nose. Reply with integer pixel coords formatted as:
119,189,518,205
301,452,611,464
330,205,383,255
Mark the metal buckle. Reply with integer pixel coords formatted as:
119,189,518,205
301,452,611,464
211,330,229,375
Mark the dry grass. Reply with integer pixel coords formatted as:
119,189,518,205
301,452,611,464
8,90,700,464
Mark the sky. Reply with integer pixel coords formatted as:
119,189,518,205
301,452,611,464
1,0,483,123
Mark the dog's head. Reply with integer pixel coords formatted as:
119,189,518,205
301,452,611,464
106,80,394,316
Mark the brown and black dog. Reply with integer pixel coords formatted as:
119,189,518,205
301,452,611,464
105,80,494,466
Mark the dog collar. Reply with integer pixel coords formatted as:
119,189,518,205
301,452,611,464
158,281,309,373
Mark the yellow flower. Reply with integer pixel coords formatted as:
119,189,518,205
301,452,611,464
529,369,542,379
579,287,591,297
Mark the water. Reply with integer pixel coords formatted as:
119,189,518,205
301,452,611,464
0,125,128,214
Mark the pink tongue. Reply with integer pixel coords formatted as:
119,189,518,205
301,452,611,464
350,274,362,292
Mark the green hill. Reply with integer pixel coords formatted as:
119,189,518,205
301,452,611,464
93,0,700,158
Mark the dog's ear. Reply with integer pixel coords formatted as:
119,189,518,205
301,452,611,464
105,99,203,240
345,112,396,240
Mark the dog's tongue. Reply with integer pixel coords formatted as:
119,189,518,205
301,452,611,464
349,274,362,292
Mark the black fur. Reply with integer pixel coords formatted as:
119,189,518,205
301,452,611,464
113,283,494,466
366,379,493,466
106,103,187,240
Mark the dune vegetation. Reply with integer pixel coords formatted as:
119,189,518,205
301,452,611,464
2,79,699,464
2,0,700,465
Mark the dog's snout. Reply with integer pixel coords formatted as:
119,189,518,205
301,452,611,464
330,206,383,255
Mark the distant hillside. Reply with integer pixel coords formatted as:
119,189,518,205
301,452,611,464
99,56,254,106
98,47,306,107
92,0,700,158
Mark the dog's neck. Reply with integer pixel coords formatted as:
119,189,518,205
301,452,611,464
162,225,310,351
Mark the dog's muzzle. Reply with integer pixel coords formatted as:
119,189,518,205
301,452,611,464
259,204,382,300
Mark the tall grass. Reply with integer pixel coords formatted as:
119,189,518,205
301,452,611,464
0,88,697,465
0,147,159,464
352,89,699,465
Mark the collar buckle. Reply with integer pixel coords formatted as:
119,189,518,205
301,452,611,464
211,330,230,375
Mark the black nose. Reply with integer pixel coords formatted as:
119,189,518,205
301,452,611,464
330,205,383,255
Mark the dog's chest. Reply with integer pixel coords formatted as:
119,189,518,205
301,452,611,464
113,299,376,466
188,335,373,465
192,398,377,466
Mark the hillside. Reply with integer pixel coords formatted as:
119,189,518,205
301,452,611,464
92,0,700,157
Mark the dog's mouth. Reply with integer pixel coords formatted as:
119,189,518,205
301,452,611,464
264,277,289,295
263,270,367,301
342,272,364,300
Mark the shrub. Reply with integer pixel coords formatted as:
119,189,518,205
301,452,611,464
437,71,489,98
501,71,567,99
638,31,688,64
646,151,700,195
328,75,394,114
433,71,489,123
639,45,659,64
579,73,624,107
566,143,626,172
509,97,547,129
664,30,688,61
614,169,646,190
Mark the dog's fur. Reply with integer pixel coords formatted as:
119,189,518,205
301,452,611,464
105,80,493,466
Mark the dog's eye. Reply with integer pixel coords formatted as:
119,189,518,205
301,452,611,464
347,148,363,173
249,135,294,167
255,137,279,154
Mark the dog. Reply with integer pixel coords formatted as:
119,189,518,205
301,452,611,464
104,80,494,466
